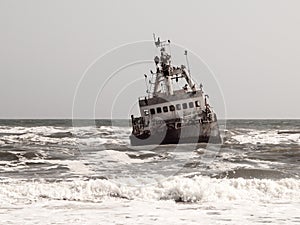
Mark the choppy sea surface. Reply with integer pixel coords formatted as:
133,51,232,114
0,119,299,224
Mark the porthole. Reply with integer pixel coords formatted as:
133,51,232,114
163,106,168,112
176,104,181,110
150,108,155,115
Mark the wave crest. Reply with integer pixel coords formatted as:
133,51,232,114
1,176,300,205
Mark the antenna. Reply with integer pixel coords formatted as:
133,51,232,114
153,33,156,45
144,74,149,95
184,50,191,75
168,39,172,65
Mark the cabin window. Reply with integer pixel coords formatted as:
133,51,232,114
182,103,187,109
195,100,200,107
156,107,162,113
163,106,168,112
189,102,194,108
144,109,149,116
176,104,181,110
169,105,175,111
150,108,155,115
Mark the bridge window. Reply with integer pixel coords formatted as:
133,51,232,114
195,100,200,107
156,107,162,113
144,109,149,116
182,103,187,109
163,106,168,112
169,105,175,111
150,108,155,115
176,104,181,110
189,102,194,108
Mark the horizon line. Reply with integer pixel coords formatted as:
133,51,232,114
0,118,299,120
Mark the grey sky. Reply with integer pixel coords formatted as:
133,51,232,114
1,0,299,119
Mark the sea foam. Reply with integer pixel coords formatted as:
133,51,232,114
1,176,299,205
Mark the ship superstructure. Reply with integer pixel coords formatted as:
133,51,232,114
130,35,221,146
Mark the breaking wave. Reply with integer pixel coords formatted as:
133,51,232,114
225,128,300,145
0,125,131,147
1,176,300,205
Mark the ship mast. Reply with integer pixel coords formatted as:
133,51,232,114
152,34,173,95
152,34,197,96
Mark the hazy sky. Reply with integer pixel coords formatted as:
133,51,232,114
1,0,299,119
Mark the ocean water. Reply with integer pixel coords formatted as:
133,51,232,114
0,119,299,224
